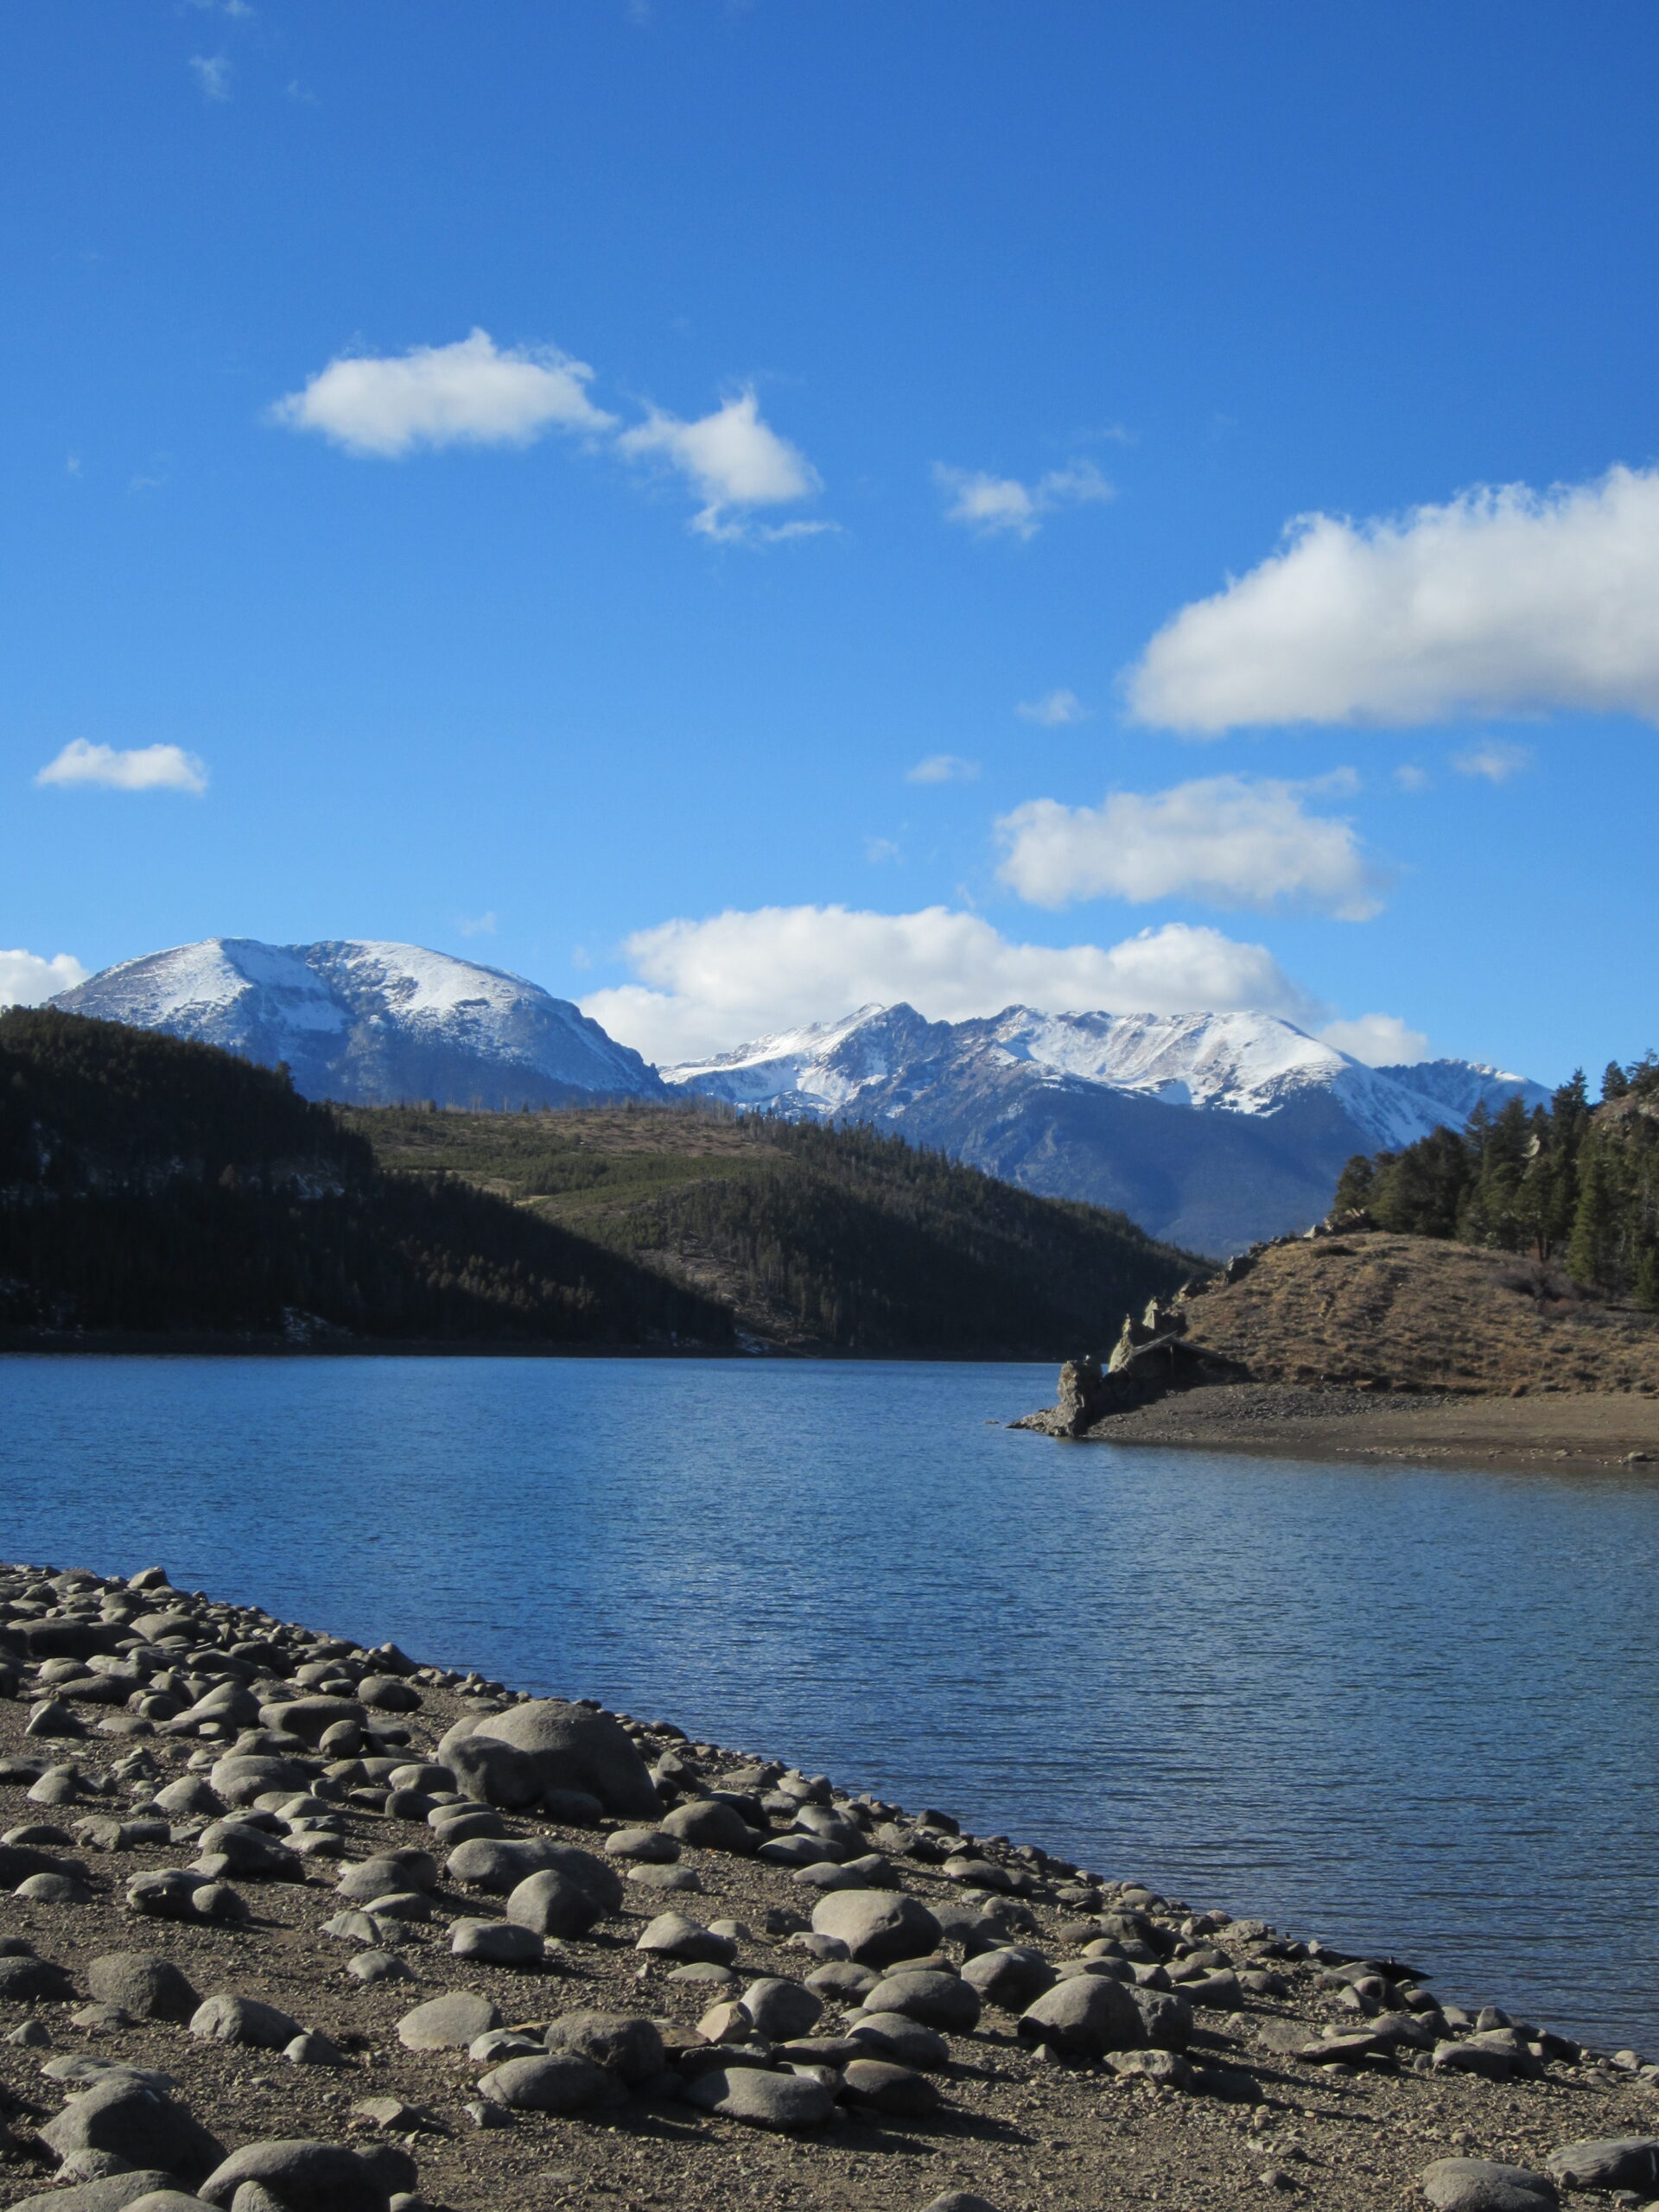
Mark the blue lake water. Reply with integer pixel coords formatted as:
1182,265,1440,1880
4,1353,1658,2054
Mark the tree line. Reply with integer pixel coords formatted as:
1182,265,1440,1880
1333,1055,1659,1306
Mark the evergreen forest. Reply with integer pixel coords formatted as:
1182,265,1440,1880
1,1009,1196,1355
1332,1056,1659,1306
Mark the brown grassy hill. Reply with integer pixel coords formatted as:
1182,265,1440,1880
1178,1230,1659,1397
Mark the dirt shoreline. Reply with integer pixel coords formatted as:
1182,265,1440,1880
1031,1383,1659,1472
4,1563,1659,2212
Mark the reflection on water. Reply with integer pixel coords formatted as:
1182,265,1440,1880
4,1353,1658,2051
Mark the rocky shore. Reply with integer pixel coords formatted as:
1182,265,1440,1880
3,1564,1658,2212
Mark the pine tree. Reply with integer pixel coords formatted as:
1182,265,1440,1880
1567,1147,1617,1289
1602,1060,1630,1102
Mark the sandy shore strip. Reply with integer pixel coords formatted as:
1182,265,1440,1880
3,1560,1658,2212
1024,1384,1659,1472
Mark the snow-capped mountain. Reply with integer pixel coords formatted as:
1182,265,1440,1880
48,939,1548,1253
665,1005,1548,1254
51,938,664,1109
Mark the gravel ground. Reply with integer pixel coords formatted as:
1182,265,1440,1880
3,1560,1657,2212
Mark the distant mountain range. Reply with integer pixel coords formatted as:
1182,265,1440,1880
662,1005,1550,1252
53,938,1548,1253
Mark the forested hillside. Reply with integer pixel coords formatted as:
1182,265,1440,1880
350,1101,1199,1353
1333,1054,1659,1305
0,1010,727,1348
0,1010,1198,1355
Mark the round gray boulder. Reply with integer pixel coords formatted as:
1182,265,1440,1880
1544,2140,1659,2193
542,2009,665,2084
478,2052,619,2113
466,1700,660,1818
962,1946,1054,2012
396,1990,503,2050
189,1995,303,2050
38,2077,225,2188
197,2139,391,2212
1423,2159,1560,2212
809,1889,941,1967
438,1733,543,1810
634,1911,735,1964
682,2065,833,2129
444,1834,593,1895
659,1799,758,1854
864,1968,981,2035
841,2057,941,2116
450,1918,543,1966
86,1955,200,2024
1019,1972,1145,2057
740,1977,823,2042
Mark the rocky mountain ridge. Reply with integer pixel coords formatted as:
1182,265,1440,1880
664,1005,1548,1253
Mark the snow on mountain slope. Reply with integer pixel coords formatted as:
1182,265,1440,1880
1375,1056,1552,1126
665,1002,1530,1149
51,938,664,1108
664,1002,1549,1251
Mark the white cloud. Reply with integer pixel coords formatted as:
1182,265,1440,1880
906,754,979,785
271,329,615,458
864,836,902,864
934,458,1112,541
1128,465,1659,732
35,741,208,795
1452,740,1531,783
995,773,1386,920
1319,1012,1431,1066
1394,764,1430,792
457,912,498,937
1016,688,1089,726
617,388,821,538
0,949,89,1007
580,906,1323,1064
188,54,232,101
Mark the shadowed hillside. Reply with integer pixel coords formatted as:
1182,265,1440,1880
348,1099,1201,1354
0,1011,1198,1356
0,1010,728,1350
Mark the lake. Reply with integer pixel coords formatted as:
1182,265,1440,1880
3,1353,1657,2056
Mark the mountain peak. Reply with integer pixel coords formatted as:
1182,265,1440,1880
52,937,663,1109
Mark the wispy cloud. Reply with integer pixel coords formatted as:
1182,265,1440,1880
35,740,208,795
271,330,614,457
457,911,498,937
0,949,90,1008
188,54,232,101
996,772,1387,920
1452,741,1531,784
934,458,1112,541
582,907,1324,1064
618,388,823,540
1394,764,1431,792
1129,465,1659,731
906,754,979,785
865,836,902,865
1016,688,1089,726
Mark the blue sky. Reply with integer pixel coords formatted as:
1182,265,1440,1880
4,2,1658,1082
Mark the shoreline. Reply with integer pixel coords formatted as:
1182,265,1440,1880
0,1335,1053,1364
1020,1382,1659,1473
3,1563,1657,2211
